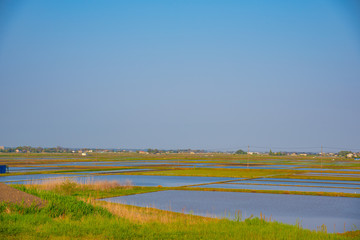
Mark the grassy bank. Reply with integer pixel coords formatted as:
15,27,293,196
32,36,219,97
0,181,358,239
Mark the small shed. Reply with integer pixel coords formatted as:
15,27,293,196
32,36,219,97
0,165,7,174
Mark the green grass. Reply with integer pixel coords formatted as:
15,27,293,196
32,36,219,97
0,184,356,240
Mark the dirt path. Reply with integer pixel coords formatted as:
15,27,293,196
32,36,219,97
0,183,46,207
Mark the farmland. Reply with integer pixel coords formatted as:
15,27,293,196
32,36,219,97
0,152,360,238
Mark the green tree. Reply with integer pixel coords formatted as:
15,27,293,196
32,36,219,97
269,149,274,155
235,149,246,155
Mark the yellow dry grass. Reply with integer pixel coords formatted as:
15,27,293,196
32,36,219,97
25,177,133,191
91,199,217,224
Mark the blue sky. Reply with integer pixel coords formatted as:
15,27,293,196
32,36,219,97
0,0,359,152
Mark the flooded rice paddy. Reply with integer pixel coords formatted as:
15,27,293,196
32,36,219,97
1,157,360,194
9,166,62,172
103,190,360,233
1,174,236,187
195,183,360,193
252,178,360,184
233,179,360,187
299,172,360,178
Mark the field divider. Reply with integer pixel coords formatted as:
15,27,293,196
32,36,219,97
254,179,360,186
225,182,360,190
181,174,288,188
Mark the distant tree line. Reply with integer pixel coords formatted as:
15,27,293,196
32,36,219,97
269,149,286,156
0,146,75,153
0,146,357,157
0,146,209,154
146,149,206,154
147,148,161,154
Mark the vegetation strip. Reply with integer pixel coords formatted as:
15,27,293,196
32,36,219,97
224,182,360,190
253,179,360,185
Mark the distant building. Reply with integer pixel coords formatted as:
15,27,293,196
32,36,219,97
0,146,4,150
347,153,354,158
81,152,87,156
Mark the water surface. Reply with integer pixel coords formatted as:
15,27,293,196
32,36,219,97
103,190,360,233
1,174,236,187
196,183,360,193
259,178,360,184
231,180,360,188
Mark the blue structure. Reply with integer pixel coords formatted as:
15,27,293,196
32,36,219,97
0,165,7,174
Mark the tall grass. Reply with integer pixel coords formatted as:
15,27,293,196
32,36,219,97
27,177,133,190
93,200,216,224
20,178,160,200
24,178,133,195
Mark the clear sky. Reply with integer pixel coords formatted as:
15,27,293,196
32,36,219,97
1,0,359,152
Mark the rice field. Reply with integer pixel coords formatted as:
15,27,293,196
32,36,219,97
1,152,359,238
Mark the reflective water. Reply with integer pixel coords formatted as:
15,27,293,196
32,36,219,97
296,168,360,172
78,175,236,187
301,173,360,177
73,169,151,174
202,165,297,170
258,178,360,184
231,180,360,188
8,167,61,172
102,190,360,233
1,174,236,187
195,183,360,193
